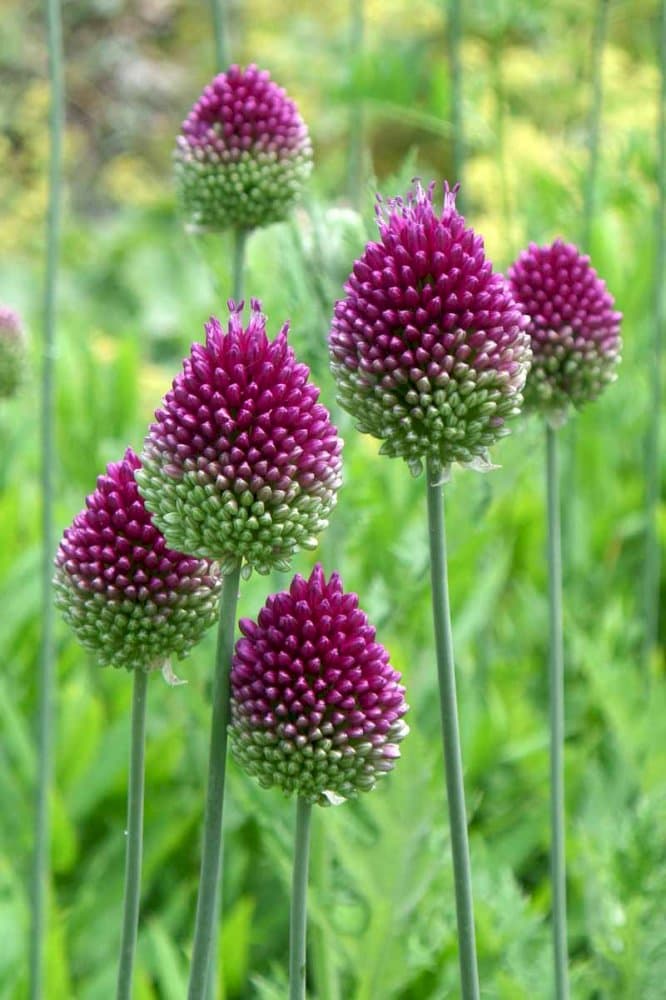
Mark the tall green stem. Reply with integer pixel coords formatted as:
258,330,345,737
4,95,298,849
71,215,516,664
289,797,312,1000
545,426,569,1000
231,228,247,302
565,0,610,573
116,669,149,1000
581,0,610,253
30,0,64,995
188,563,242,999
447,0,464,207
644,0,666,664
347,0,365,209
208,0,229,72
425,458,479,1000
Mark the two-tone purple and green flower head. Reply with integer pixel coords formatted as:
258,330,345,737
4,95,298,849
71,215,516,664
175,64,313,233
0,305,26,399
54,449,222,674
329,181,532,477
137,300,343,576
508,239,622,424
229,564,409,805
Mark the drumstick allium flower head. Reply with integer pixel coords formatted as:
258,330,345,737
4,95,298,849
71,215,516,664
0,305,26,398
137,300,342,576
329,181,532,476
229,565,409,805
54,449,222,673
508,239,622,424
174,64,313,233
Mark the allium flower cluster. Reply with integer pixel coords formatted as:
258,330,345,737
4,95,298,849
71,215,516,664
508,239,622,423
174,64,313,233
54,449,222,673
137,301,342,576
0,305,26,399
329,181,532,476
229,565,409,805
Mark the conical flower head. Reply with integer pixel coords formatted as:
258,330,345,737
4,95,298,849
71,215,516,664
174,64,313,233
508,239,622,423
0,305,26,399
137,301,343,576
329,181,532,476
54,449,222,673
229,565,409,805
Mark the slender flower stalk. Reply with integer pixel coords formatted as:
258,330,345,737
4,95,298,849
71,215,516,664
347,0,365,209
565,0,611,569
208,0,229,72
289,797,312,1000
426,460,480,1000
31,0,64,993
545,426,568,1000
187,562,242,998
116,669,149,1000
644,0,666,664
447,0,464,209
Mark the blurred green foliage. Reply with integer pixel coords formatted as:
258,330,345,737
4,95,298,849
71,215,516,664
1,0,665,996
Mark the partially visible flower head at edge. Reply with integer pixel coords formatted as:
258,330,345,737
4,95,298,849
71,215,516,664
137,300,343,577
329,180,532,478
508,239,622,426
229,564,409,806
175,63,313,233
0,304,26,399
54,448,222,677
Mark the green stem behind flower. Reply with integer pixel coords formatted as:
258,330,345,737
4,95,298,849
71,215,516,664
209,0,229,72
546,426,569,1000
644,0,666,665
347,0,365,209
425,458,480,1000
447,0,464,206
290,797,312,1000
116,669,149,1000
188,563,242,999
30,0,64,995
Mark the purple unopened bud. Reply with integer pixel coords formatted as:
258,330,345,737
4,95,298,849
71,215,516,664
175,64,313,233
137,301,343,576
229,564,409,805
54,448,222,673
508,240,622,423
329,181,532,477
0,305,26,399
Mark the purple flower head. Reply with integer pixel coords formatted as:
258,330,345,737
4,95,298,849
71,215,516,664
229,565,409,805
508,240,622,422
174,64,313,232
54,448,222,674
329,181,532,477
137,301,343,576
0,305,26,399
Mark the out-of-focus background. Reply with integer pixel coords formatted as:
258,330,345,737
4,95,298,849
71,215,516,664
1,0,665,996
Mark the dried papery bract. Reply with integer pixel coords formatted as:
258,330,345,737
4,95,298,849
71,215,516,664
230,565,409,1000
175,64,313,234
508,239,621,427
137,299,343,577
0,305,26,399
